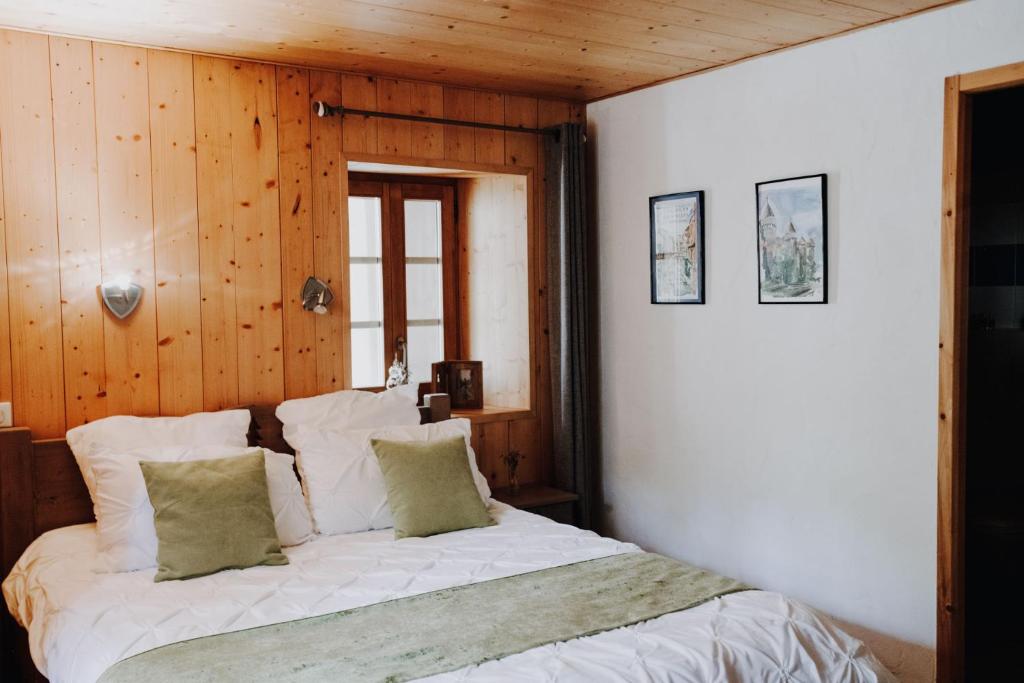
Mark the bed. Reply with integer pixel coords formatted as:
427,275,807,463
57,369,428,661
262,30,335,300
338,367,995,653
1,403,895,683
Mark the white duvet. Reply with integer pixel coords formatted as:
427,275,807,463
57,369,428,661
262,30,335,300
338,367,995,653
3,504,894,683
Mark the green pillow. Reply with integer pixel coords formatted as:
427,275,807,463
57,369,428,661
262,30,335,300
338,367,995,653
371,437,495,540
139,451,288,582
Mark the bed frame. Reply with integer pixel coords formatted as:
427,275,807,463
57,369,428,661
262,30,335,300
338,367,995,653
0,395,452,681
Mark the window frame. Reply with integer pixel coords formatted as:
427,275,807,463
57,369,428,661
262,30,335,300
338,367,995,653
347,173,460,390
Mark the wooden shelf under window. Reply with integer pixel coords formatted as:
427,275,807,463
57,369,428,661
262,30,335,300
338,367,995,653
451,406,532,424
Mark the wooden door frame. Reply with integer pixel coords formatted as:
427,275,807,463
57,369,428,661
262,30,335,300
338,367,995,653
937,60,1024,683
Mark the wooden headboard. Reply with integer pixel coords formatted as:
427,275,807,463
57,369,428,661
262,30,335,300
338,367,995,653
0,394,451,578
0,393,451,681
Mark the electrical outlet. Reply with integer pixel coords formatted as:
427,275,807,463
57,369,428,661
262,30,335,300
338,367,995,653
0,402,11,428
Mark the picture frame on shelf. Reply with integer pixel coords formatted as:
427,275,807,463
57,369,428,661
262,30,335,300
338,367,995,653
430,360,483,409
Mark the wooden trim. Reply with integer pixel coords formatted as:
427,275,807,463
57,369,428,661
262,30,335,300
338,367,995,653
453,407,532,424
348,171,458,186
337,156,354,390
348,179,385,196
396,182,451,200
345,151,532,177
384,181,408,367
435,185,460,360
524,169,538,413
934,60,1024,683
958,61,1024,94
937,73,969,683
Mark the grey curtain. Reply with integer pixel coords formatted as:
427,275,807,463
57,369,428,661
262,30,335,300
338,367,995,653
544,123,594,530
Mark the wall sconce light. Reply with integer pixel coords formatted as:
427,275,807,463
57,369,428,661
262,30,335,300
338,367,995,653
301,276,334,314
99,275,143,320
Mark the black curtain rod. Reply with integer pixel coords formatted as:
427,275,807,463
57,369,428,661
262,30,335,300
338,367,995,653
313,101,557,136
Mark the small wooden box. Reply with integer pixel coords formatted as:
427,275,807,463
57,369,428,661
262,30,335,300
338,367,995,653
430,360,483,409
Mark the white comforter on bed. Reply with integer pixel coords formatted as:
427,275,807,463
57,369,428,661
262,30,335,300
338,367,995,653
3,503,894,683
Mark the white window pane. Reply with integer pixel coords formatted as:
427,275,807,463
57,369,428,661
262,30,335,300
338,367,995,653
351,327,384,388
404,199,441,258
348,196,382,257
404,197,445,377
406,263,443,321
349,194,385,388
350,263,383,323
407,323,443,387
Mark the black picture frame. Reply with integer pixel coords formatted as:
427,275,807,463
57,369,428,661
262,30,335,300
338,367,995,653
649,190,706,304
755,173,828,304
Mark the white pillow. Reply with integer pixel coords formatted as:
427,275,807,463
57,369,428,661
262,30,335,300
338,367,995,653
66,410,252,499
276,386,421,446
89,446,314,573
293,418,491,536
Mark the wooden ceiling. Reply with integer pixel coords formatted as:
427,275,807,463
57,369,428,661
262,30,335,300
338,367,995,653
0,1,958,101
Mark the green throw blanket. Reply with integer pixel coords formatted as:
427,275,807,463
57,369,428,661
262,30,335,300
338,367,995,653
100,552,750,683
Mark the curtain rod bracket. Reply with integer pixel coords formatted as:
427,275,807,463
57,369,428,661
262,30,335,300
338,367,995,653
314,101,344,118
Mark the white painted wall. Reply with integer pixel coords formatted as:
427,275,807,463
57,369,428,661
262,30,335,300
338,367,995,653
587,1,1024,679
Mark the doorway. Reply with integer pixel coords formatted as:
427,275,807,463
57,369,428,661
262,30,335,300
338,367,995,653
937,62,1024,683
961,85,1024,682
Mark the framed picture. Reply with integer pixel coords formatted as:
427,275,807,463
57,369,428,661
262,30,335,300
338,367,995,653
430,360,483,409
649,190,705,304
755,174,827,304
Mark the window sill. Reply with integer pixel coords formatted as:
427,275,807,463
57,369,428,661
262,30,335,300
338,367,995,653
451,406,532,424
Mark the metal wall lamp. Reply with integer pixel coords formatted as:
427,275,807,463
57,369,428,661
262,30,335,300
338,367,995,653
301,276,334,314
99,275,144,320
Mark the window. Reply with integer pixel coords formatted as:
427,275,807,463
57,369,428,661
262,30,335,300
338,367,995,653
347,177,457,389
347,195,385,389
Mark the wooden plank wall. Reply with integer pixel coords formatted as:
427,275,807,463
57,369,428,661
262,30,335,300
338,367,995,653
457,175,531,412
0,28,581,487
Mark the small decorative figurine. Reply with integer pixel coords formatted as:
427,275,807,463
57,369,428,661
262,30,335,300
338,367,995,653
501,450,525,495
386,337,410,389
